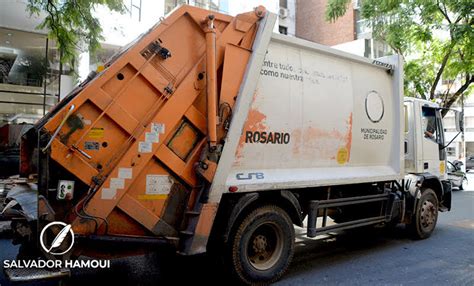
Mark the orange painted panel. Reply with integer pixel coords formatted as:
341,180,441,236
149,14,206,82
33,6,265,242
125,158,169,215
167,120,201,161
102,64,138,96
115,74,163,121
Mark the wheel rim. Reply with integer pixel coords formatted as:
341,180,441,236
420,200,437,231
246,222,284,271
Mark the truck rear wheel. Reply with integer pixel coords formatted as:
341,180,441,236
228,205,295,285
408,188,438,239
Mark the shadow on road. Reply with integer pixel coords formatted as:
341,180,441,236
287,226,410,277
62,226,411,285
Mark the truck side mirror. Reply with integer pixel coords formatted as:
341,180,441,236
453,160,463,171
455,111,464,133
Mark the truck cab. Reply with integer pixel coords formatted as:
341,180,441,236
404,97,463,214
404,98,447,179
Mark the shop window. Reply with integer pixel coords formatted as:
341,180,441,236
0,28,63,123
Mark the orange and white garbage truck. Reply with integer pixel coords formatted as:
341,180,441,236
4,5,462,284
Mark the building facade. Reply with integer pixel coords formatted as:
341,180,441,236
440,81,472,167
0,0,72,124
278,0,296,36
296,0,355,46
293,0,390,59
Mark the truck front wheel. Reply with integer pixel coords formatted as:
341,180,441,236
408,188,439,239
228,205,295,284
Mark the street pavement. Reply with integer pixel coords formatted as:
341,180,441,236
1,176,473,285
278,189,474,285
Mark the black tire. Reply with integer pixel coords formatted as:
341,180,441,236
227,205,295,285
408,189,438,239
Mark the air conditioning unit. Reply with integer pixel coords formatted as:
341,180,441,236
279,8,288,19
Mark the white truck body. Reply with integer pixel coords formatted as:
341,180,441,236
210,15,404,197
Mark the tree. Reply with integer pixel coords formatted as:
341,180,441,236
27,0,126,69
326,0,473,111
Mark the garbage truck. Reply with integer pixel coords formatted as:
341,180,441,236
4,5,463,284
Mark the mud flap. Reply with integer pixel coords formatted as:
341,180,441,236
441,180,452,211
6,183,38,221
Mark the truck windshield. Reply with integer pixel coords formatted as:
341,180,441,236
422,107,437,142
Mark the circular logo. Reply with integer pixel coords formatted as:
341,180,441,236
365,91,384,123
40,221,75,256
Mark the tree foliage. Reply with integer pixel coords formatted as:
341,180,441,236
326,0,473,110
27,0,126,69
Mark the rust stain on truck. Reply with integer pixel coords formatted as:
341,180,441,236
291,129,302,155
300,112,352,162
345,112,353,161
235,90,267,161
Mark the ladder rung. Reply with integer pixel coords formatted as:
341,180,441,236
180,230,194,236
185,211,200,216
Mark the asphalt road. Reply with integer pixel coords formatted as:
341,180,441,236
278,189,474,285
1,180,473,285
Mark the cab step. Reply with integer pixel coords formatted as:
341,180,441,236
307,193,390,237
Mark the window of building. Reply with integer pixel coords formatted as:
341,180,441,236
130,0,142,21
442,78,455,85
165,0,221,14
444,128,457,132
443,115,455,129
280,0,288,9
165,0,186,15
446,146,456,157
279,26,288,35
193,0,220,12
89,44,121,73
355,9,370,36
0,28,63,123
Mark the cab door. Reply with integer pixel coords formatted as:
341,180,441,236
420,106,446,177
404,102,417,172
